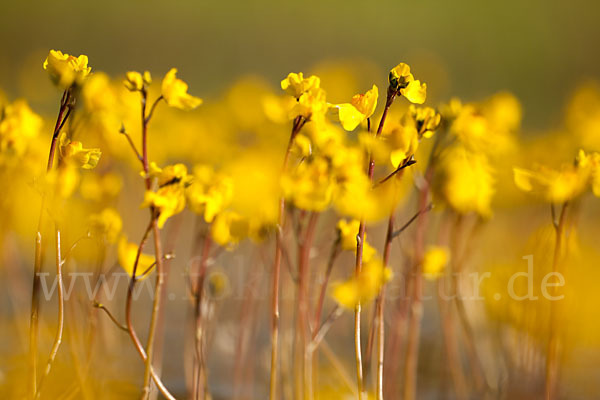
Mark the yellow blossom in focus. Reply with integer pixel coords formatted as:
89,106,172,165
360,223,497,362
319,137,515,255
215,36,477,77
142,186,186,228
124,71,151,91
389,63,427,104
43,50,91,88
58,133,101,169
332,258,392,309
89,208,122,243
423,246,450,280
280,72,321,99
161,68,203,110
291,87,328,120
334,85,379,131
118,236,155,280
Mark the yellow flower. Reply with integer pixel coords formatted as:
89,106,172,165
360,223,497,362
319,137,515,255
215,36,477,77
147,162,190,187
423,246,450,280
337,219,360,250
334,85,379,131
142,186,186,228
118,236,155,280
210,210,249,248
58,133,101,169
186,165,234,223
0,99,42,157
161,68,202,110
436,144,495,217
291,86,328,119
410,105,441,139
124,71,151,91
89,208,122,243
389,63,427,104
280,72,321,98
449,93,520,157
514,150,594,203
332,258,392,309
281,155,334,211
43,50,91,88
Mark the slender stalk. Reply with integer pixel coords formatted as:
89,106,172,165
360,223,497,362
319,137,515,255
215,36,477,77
34,228,64,400
297,212,319,400
193,234,212,400
403,167,432,400
376,214,395,399
142,221,166,398
354,87,396,400
270,115,305,400
313,237,340,337
545,202,568,400
29,88,72,399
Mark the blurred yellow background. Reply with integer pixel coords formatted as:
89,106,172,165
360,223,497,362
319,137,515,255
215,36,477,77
1,0,599,130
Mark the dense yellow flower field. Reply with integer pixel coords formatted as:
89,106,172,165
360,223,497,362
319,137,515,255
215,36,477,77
2,46,600,400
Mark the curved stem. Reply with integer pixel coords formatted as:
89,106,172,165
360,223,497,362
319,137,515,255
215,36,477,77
29,88,72,399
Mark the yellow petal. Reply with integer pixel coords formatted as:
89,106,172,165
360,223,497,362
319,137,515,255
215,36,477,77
336,103,365,131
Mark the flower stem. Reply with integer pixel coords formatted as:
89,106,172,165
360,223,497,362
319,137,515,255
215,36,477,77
545,202,568,400
192,233,212,400
270,115,304,400
34,227,64,400
353,87,396,400
29,88,72,399
403,167,432,400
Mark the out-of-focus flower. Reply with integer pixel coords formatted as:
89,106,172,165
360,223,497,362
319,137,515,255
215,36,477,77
186,165,234,223
124,71,152,92
79,172,123,201
89,208,122,243
514,149,598,203
58,132,101,169
333,85,378,131
210,210,249,248
423,246,450,280
337,219,360,250
282,155,334,211
118,236,155,280
448,92,521,157
161,68,202,110
43,50,91,88
436,144,495,217
389,63,427,104
0,99,42,157
387,106,440,168
332,258,392,309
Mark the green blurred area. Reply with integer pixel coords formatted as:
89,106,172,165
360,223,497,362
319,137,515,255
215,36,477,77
0,0,599,129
